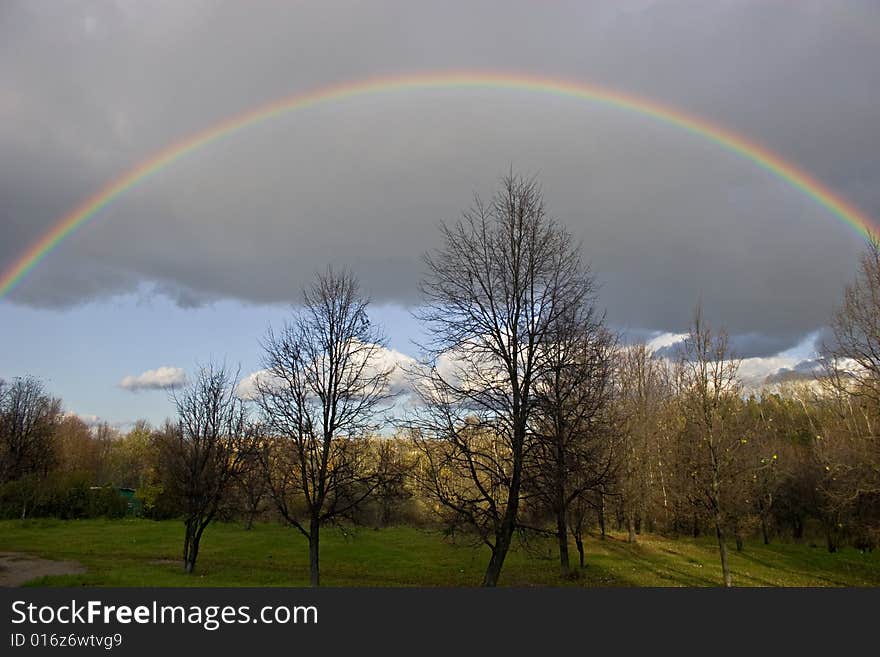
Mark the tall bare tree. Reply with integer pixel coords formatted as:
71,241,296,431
615,343,682,540
413,173,596,586
820,234,880,540
617,344,654,542
158,363,254,573
678,304,742,587
526,310,617,577
255,268,392,587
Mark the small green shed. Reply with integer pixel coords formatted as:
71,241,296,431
118,487,144,516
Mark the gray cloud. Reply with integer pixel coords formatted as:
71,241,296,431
2,1,878,353
763,359,824,386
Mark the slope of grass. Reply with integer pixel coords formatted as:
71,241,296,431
1,518,878,587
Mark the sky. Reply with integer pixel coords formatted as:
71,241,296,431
1,0,879,428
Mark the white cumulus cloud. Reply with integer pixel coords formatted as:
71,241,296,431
119,366,187,392
234,369,275,401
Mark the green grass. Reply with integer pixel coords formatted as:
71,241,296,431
1,519,878,587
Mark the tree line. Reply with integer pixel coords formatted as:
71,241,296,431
2,173,878,587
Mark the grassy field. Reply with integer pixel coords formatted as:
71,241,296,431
1,519,878,587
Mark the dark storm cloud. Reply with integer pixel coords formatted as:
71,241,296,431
2,1,878,356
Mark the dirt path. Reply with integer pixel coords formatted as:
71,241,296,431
0,552,85,586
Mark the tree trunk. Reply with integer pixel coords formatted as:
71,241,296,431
309,514,321,587
714,513,732,588
183,518,204,574
556,508,570,578
598,492,606,540
482,434,523,587
553,425,570,578
627,512,637,544
183,519,194,573
483,512,515,587
574,532,585,568
760,515,770,545
192,524,206,571
825,522,838,554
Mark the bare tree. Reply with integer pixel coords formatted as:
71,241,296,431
566,484,597,568
526,310,617,577
371,438,415,527
158,363,254,573
255,268,392,587
234,449,268,530
413,173,596,586
824,235,880,405
819,235,880,542
615,343,678,541
0,376,61,489
677,304,743,587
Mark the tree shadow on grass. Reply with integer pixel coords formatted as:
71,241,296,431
731,548,858,587
593,537,723,587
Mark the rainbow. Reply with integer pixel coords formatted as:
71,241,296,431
1,71,876,298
